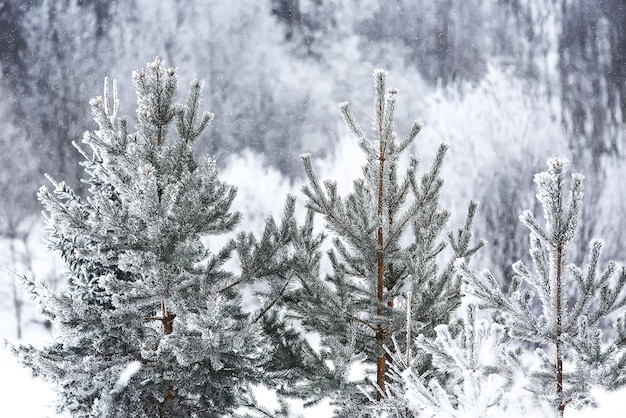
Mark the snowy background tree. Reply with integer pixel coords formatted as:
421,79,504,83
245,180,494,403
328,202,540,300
2,0,624,278
9,59,270,417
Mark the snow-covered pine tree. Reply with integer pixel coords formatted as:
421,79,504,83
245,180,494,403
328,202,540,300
459,157,626,416
242,69,484,415
11,59,266,417
375,302,525,417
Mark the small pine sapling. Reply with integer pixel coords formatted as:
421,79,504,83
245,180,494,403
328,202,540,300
11,59,266,417
375,301,524,418
459,158,626,416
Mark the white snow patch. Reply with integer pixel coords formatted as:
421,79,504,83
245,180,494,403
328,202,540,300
111,361,142,393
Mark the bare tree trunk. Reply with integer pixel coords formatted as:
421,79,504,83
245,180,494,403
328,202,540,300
11,276,23,340
146,298,177,418
556,244,565,416
376,119,387,400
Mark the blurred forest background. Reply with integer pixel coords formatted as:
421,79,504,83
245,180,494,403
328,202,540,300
0,0,625,339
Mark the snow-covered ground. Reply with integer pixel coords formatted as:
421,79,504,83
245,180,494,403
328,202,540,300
1,333,61,418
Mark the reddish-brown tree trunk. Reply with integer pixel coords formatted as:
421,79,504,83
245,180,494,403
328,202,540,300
376,130,387,400
146,299,177,418
555,244,565,416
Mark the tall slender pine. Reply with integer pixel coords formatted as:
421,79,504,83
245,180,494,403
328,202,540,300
459,157,626,415
241,69,484,415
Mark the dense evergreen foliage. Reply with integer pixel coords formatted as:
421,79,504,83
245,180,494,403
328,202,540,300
379,304,519,417
12,60,269,417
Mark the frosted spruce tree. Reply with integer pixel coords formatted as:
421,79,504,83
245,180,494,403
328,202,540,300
12,59,267,417
239,69,484,415
459,158,626,416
